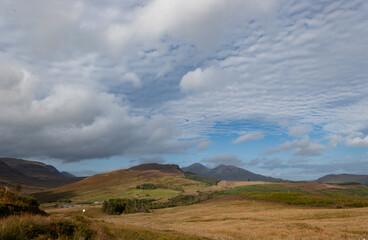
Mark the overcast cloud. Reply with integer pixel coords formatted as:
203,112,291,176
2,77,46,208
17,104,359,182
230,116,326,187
0,0,367,179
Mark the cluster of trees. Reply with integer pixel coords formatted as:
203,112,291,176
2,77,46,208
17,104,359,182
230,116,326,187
136,183,157,190
102,198,153,215
102,191,219,215
135,183,184,191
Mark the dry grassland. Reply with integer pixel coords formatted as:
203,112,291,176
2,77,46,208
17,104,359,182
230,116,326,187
210,181,272,190
48,198,368,240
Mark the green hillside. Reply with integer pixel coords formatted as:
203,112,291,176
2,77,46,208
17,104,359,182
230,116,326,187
33,169,210,204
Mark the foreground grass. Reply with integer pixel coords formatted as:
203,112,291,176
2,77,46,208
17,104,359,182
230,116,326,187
0,213,209,240
106,223,210,240
0,214,111,240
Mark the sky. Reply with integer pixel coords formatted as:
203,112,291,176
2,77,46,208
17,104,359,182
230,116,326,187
0,0,367,180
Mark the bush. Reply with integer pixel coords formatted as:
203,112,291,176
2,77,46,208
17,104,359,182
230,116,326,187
136,183,157,189
0,187,45,217
102,198,154,215
102,191,219,215
0,215,109,240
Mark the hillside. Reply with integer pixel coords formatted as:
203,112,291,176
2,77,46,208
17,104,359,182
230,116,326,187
33,167,210,204
182,163,280,182
129,163,183,175
0,158,83,192
317,174,368,185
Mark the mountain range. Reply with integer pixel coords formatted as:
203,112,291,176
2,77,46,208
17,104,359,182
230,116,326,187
317,174,368,185
0,158,82,192
182,163,281,182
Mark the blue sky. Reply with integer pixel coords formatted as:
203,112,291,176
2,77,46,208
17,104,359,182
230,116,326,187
0,0,367,180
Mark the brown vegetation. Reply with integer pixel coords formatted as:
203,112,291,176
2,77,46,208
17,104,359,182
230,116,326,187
44,183,368,239
33,169,209,204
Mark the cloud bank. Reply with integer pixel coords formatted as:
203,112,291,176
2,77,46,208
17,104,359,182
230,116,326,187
0,0,367,173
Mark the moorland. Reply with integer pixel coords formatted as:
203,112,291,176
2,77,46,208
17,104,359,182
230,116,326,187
2,159,368,239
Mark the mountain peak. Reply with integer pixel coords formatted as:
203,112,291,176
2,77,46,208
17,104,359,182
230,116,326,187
0,157,82,192
182,162,280,182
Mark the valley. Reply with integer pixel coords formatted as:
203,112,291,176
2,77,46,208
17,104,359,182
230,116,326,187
2,160,368,239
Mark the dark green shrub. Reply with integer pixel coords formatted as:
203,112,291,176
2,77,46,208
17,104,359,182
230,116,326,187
102,198,154,215
50,220,75,237
0,187,45,217
136,183,157,189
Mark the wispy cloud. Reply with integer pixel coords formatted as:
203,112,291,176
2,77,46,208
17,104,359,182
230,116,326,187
232,132,264,144
267,136,326,156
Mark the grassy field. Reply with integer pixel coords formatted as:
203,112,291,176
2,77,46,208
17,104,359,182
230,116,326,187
47,197,368,239
16,180,368,239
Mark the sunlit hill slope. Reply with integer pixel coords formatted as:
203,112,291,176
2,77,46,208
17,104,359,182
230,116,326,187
34,164,210,204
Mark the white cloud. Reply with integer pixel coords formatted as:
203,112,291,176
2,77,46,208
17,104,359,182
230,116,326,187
104,0,277,53
232,132,264,144
288,125,313,137
346,135,368,147
0,65,195,161
180,67,230,92
267,136,326,156
202,154,244,167
121,72,142,87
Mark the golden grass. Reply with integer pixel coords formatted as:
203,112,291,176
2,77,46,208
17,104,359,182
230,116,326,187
53,199,368,240
42,181,368,239
0,213,112,240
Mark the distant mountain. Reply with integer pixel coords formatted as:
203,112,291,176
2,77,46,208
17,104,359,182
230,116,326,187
183,163,211,175
61,171,76,178
0,160,32,183
0,158,83,192
1,158,64,179
182,163,280,182
129,163,183,176
317,174,368,185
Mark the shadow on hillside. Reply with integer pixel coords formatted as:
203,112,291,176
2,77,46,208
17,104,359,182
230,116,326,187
32,190,76,204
